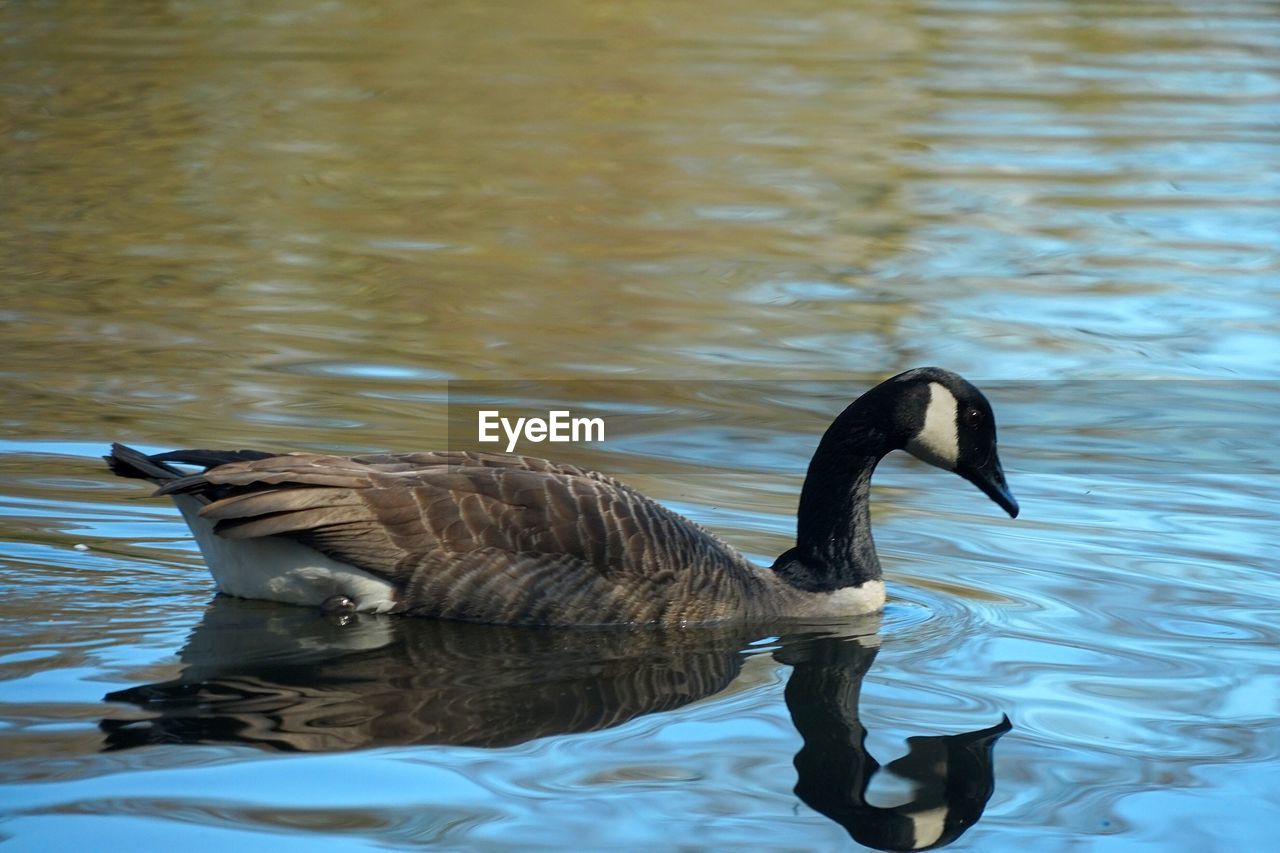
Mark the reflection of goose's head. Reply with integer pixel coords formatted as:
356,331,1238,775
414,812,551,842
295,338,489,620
105,367,1016,626
780,633,1011,851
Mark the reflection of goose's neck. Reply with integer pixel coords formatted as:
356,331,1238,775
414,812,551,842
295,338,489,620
784,637,1011,851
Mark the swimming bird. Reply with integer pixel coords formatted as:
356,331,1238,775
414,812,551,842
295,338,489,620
105,367,1017,626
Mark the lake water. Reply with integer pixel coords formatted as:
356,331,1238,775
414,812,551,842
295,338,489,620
2,1,1278,849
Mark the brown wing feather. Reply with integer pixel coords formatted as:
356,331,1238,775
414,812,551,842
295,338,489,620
174,451,769,626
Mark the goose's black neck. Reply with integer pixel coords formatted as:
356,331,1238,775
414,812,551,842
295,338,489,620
771,400,893,593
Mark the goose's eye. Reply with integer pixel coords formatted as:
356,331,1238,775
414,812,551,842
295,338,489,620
964,408,984,429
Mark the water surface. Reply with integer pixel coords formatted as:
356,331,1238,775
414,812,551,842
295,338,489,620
2,0,1279,849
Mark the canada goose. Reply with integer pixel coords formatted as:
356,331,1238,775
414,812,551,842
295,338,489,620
106,367,1017,626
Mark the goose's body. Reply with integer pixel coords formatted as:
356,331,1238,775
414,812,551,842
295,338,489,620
107,367,1017,626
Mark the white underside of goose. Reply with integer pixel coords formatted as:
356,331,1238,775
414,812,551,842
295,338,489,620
173,496,399,613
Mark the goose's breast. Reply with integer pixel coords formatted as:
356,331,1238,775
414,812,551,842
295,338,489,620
781,580,886,618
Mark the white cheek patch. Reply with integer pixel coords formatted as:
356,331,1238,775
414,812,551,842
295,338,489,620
905,803,949,849
905,382,960,471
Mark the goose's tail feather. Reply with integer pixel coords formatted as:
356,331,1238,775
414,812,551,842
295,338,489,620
105,443,275,486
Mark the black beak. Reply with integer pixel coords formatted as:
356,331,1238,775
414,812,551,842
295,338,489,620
960,453,1019,518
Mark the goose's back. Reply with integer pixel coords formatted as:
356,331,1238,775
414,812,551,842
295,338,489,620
161,450,771,626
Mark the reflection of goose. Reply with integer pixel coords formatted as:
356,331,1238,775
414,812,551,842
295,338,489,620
780,636,1011,851
101,598,748,750
102,598,1011,849
106,367,1017,626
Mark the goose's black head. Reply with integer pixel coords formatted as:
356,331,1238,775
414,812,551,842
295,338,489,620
874,367,1019,518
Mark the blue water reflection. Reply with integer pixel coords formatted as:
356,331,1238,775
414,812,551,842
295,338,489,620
96,599,1009,850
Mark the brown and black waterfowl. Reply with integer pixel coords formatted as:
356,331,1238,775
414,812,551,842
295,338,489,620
106,367,1017,626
